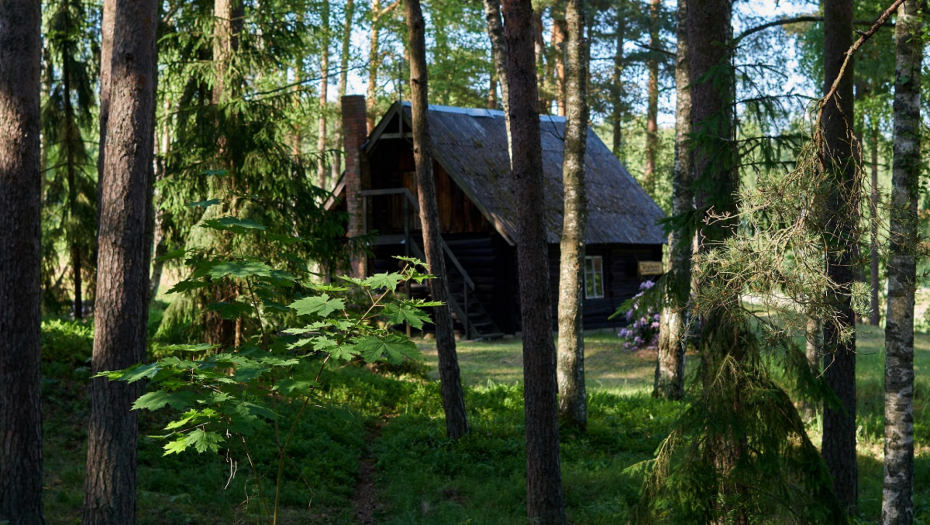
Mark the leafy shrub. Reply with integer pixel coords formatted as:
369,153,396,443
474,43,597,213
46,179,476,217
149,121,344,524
617,280,660,351
102,199,434,523
41,319,94,364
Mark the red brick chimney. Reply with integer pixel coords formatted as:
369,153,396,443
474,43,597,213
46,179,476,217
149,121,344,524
341,95,368,277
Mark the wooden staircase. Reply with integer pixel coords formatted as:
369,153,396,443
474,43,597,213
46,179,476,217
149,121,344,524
406,238,504,340
360,187,503,340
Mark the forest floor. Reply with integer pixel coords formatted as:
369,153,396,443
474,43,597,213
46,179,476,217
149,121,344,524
40,322,930,524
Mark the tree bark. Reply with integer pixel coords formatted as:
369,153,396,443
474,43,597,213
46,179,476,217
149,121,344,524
404,0,469,441
63,49,84,319
551,14,567,117
481,0,511,163
332,0,354,181
643,0,661,196
533,9,547,112
0,0,44,521
654,0,691,401
204,0,243,348
366,0,382,132
502,0,567,522
870,123,880,326
689,1,743,519
82,0,158,522
556,0,588,430
611,2,626,157
150,96,171,301
317,0,330,189
821,0,858,513
882,3,921,522
95,0,115,236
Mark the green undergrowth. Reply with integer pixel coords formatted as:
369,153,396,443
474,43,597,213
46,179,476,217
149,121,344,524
371,385,682,525
39,313,930,524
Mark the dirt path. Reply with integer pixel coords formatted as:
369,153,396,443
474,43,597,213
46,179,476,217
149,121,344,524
352,420,387,524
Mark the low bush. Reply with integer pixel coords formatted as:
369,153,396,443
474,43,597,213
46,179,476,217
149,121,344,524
41,318,94,365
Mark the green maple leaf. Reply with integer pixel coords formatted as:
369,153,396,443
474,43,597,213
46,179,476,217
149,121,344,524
382,303,432,329
275,378,318,396
201,216,267,232
353,335,420,364
208,261,273,280
289,294,345,318
155,248,188,262
132,390,198,411
363,273,404,292
166,280,211,294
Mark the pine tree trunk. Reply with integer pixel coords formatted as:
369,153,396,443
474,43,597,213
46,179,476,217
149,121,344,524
502,0,566,521
556,0,588,430
882,3,921,522
689,1,744,519
0,0,44,521
821,0,858,513
481,0,511,163
332,0,354,181
404,0,469,441
870,123,880,326
801,316,821,419
82,0,158,522
95,0,115,235
64,52,84,319
643,0,660,196
654,0,691,401
611,3,625,157
150,96,171,300
317,0,330,189
551,15,567,117
366,0,381,132
204,0,242,348
533,9,547,112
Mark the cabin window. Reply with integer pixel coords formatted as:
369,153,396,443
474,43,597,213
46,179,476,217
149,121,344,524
584,256,605,299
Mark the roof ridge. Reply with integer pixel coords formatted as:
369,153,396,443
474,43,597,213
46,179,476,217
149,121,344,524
400,100,566,123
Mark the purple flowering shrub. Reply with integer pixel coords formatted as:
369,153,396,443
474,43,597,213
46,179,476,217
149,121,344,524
617,280,660,351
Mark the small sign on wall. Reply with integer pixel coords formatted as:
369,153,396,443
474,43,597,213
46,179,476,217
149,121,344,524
638,261,664,277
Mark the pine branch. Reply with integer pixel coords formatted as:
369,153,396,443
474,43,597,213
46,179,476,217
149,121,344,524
818,0,904,124
736,15,896,43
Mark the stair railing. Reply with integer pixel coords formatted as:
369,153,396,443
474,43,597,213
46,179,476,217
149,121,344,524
358,188,475,339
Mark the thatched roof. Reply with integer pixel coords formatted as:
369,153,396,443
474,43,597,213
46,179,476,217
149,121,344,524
365,101,667,246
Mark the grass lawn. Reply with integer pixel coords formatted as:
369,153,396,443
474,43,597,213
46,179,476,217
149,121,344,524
39,321,930,524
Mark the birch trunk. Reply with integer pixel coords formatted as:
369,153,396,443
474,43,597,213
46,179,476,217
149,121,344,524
502,0,566,521
882,3,921,522
82,0,158,521
821,0,858,512
481,0,511,163
556,0,588,429
0,0,44,520
404,0,469,441
654,0,691,401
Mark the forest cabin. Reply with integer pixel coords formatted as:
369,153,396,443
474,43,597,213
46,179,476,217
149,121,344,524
328,96,667,339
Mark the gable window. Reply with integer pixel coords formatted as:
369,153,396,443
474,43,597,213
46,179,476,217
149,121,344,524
584,256,605,299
